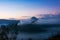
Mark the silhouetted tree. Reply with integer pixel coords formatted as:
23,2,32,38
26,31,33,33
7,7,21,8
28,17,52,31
21,38,23,40
0,25,8,40
28,38,32,40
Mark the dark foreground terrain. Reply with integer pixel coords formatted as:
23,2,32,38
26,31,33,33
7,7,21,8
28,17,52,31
19,24,60,33
48,34,60,40
0,20,60,40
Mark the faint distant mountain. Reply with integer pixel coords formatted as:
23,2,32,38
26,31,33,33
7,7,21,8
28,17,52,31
18,13,60,25
9,18,16,20
35,13,60,24
18,16,38,25
42,13,60,19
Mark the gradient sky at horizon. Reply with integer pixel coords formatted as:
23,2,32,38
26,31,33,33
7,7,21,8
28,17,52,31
0,0,60,19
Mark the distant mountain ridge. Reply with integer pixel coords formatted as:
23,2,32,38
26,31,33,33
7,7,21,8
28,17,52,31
0,19,19,25
35,13,60,24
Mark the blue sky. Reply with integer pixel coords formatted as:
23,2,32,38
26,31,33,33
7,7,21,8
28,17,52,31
0,0,60,19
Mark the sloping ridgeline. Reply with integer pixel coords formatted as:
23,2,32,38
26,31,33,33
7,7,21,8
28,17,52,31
0,19,19,24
